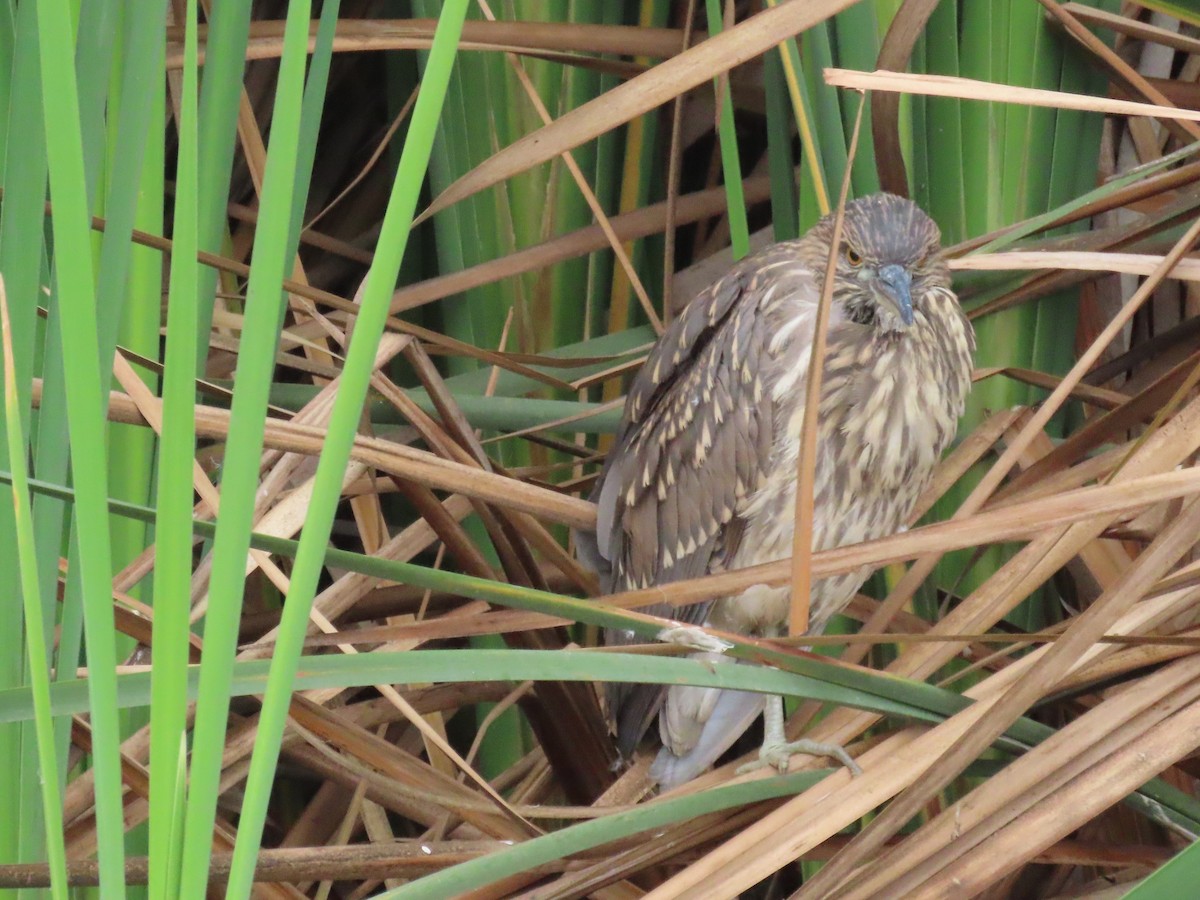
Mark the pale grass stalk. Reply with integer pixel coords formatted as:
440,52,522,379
1060,3,1200,55
950,250,1200,280
568,356,649,392
788,93,865,634
824,68,1200,124
602,464,1200,614
360,791,403,892
167,18,689,69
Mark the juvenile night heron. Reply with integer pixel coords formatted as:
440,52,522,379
578,193,975,788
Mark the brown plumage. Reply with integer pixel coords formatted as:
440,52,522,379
578,193,975,787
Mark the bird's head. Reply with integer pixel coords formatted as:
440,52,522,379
811,193,946,334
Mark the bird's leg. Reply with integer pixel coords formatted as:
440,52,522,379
736,694,862,776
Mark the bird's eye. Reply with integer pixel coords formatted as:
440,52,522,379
844,247,863,267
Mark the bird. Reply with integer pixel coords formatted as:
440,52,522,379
576,192,975,789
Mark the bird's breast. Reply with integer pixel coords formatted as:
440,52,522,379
718,303,972,635
754,320,964,522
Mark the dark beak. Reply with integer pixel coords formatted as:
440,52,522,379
877,264,914,327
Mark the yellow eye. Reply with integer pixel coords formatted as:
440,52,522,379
844,247,863,267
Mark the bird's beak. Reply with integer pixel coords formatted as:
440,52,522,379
876,264,914,327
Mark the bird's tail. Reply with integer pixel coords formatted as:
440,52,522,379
649,688,765,789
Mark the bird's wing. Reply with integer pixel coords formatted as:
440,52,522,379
585,245,821,756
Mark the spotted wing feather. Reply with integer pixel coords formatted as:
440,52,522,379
585,248,818,756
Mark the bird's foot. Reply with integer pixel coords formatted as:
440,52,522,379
736,738,862,777
656,624,733,654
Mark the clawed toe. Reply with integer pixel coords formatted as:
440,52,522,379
737,738,862,777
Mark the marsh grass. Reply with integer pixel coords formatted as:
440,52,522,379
2,1,1200,897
